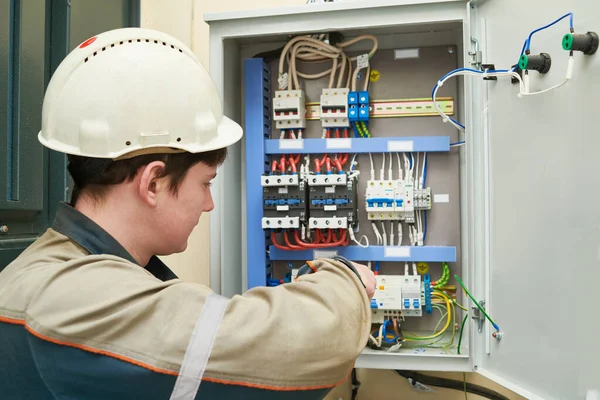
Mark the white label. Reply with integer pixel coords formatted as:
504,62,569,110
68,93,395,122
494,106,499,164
434,194,450,203
325,187,336,193
276,205,289,211
326,138,352,149
387,140,414,152
394,48,420,60
279,139,304,150
313,250,338,259
324,205,337,211
278,187,288,194
357,53,369,70
278,72,288,90
384,247,411,258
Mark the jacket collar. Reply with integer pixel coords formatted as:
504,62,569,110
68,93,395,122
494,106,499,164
51,202,178,282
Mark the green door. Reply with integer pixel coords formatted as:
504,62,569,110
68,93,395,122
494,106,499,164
0,0,140,270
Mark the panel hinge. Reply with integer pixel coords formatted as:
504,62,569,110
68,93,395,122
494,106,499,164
469,37,482,68
471,300,486,333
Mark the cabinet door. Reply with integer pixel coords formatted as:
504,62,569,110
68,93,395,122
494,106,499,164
0,0,140,270
469,0,600,399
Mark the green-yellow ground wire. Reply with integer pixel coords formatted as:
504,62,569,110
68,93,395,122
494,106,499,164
454,274,500,332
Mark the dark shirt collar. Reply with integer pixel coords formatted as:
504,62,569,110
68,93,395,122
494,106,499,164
51,202,178,282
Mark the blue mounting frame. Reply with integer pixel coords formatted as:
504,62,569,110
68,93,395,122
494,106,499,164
269,246,457,262
244,58,458,290
265,136,450,155
244,58,271,289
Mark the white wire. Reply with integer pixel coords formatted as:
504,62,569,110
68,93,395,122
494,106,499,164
380,152,385,181
381,221,387,246
369,153,375,181
388,221,394,247
348,228,369,248
372,222,383,246
420,152,427,189
387,153,393,181
397,222,403,246
414,152,420,188
402,153,410,178
396,153,402,180
412,263,418,276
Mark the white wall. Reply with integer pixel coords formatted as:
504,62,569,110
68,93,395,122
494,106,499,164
140,1,522,399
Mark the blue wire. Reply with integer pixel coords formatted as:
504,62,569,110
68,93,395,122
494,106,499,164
525,12,573,51
351,122,359,138
511,12,574,71
422,153,428,186
409,153,413,170
450,141,465,147
375,261,380,273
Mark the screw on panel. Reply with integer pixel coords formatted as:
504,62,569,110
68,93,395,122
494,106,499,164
0,225,7,233
492,331,503,340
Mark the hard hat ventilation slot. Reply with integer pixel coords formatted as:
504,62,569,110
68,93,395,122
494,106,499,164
82,38,186,63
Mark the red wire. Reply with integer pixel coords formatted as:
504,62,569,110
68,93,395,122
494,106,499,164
320,129,330,165
314,158,321,173
283,231,304,250
325,158,332,173
288,131,301,164
288,158,297,173
279,156,286,173
333,158,343,172
271,232,292,250
271,160,278,173
294,230,347,248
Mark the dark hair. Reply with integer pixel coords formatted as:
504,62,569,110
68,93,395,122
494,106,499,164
68,148,227,205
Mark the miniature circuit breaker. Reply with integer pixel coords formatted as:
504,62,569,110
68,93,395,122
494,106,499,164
307,172,358,229
262,173,307,229
365,179,403,220
273,90,306,129
371,274,423,323
320,88,350,128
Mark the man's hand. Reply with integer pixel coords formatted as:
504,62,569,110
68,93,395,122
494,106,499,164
353,262,376,299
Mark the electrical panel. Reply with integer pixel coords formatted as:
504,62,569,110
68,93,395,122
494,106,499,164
212,2,598,396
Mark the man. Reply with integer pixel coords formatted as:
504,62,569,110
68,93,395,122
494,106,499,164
0,28,376,399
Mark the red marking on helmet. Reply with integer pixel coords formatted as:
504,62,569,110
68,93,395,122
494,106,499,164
79,37,97,49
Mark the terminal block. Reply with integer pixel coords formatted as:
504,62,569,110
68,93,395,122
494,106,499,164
401,179,415,223
348,90,370,122
308,173,358,229
365,180,403,220
414,187,432,210
273,90,306,129
320,88,349,128
262,173,307,229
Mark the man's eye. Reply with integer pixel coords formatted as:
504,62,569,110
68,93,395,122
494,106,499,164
204,182,213,188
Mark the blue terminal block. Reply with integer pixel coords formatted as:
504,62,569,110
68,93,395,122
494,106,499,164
358,91,370,121
348,91,359,122
424,274,433,314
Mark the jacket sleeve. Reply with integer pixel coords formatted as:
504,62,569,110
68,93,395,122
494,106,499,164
207,257,371,389
25,255,370,392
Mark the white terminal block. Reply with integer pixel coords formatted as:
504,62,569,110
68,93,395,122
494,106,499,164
320,88,350,128
414,187,432,210
401,274,422,317
366,180,400,220
308,174,347,186
273,90,306,129
262,216,300,229
308,216,348,229
261,174,299,187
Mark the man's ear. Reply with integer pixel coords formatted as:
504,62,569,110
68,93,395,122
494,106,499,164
138,161,168,207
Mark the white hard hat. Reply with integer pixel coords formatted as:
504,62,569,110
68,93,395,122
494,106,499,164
38,27,242,159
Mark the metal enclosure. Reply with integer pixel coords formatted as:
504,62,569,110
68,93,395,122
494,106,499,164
206,0,598,398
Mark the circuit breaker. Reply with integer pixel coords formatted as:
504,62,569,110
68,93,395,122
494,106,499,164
273,90,306,129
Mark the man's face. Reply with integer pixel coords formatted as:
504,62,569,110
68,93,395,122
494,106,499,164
154,162,216,255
